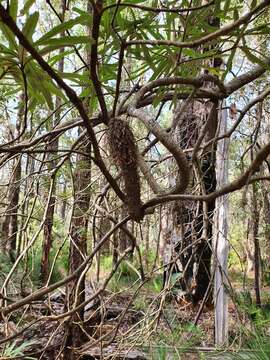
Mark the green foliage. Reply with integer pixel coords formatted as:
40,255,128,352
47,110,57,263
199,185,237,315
157,322,204,348
1,340,36,359
233,333,270,359
0,253,15,275
146,323,205,359
114,260,140,284
0,253,24,293
151,275,163,293
26,242,68,287
151,346,170,360
133,295,148,312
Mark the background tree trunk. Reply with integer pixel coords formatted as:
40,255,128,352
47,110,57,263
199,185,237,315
64,141,91,357
214,105,229,346
40,0,65,284
2,95,24,261
64,1,92,356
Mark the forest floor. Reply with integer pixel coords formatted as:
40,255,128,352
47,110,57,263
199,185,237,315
1,267,270,359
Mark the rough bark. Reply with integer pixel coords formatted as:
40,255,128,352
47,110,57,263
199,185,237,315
162,96,217,303
64,145,91,357
64,1,92,357
162,6,221,302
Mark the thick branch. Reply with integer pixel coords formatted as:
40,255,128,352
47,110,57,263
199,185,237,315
128,107,190,194
143,140,270,208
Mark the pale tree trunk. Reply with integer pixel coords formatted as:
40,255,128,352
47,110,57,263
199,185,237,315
16,118,35,257
40,0,65,284
2,95,24,261
260,102,270,279
2,156,21,262
214,105,229,346
250,124,261,306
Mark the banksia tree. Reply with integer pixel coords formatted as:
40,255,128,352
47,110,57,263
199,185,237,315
107,117,142,221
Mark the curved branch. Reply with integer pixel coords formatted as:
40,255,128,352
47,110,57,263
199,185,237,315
137,152,162,194
143,140,270,209
135,75,227,100
102,1,215,14
128,106,190,194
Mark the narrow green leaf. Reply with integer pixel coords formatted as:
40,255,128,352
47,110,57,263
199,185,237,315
152,88,166,108
0,23,17,50
233,8,239,21
36,35,93,48
26,63,54,108
45,81,66,102
35,15,92,44
22,12,39,40
222,47,236,81
48,49,74,66
20,0,35,15
0,43,16,56
250,0,257,9
245,24,270,35
240,46,270,70
9,0,18,20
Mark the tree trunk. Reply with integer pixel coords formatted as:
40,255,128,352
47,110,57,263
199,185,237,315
162,6,221,303
214,105,229,346
40,0,65,284
64,1,92,357
2,156,21,262
163,99,217,303
2,95,24,261
64,145,91,357
252,182,261,307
